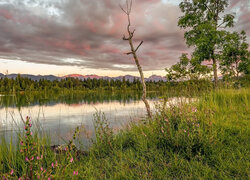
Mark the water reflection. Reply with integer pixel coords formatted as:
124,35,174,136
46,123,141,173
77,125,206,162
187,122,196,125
0,91,163,145
0,91,166,108
0,92,196,147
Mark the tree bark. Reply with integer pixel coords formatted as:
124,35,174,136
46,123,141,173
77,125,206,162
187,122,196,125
213,0,219,88
128,39,152,118
235,59,239,79
121,0,152,119
212,57,218,88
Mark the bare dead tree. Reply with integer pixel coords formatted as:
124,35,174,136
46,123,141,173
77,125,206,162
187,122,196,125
120,0,152,119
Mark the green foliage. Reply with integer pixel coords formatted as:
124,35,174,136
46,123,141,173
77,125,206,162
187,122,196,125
221,31,250,79
178,0,237,85
166,53,211,81
173,0,249,84
92,112,114,156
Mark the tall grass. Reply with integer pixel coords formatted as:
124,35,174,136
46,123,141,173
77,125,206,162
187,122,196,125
0,88,249,179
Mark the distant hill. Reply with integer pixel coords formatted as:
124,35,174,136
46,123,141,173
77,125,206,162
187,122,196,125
0,74,60,81
0,73,167,82
113,75,139,82
63,74,85,80
147,75,166,82
63,74,103,80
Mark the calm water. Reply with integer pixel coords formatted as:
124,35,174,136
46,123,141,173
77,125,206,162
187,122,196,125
0,91,163,146
0,91,192,146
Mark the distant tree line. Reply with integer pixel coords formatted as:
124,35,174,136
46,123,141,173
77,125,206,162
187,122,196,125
1,73,248,95
0,74,169,93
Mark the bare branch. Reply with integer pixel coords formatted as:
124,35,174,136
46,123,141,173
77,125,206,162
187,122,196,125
204,4,212,14
125,52,133,55
126,0,129,13
217,21,225,28
123,35,129,40
130,29,135,37
129,0,132,14
135,41,143,52
120,5,127,14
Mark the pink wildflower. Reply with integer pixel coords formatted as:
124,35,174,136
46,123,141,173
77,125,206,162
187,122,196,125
161,127,164,134
41,167,43,171
192,107,197,112
10,169,14,175
48,177,51,180
25,157,29,161
70,157,73,163
73,171,78,175
184,130,186,133
51,162,54,168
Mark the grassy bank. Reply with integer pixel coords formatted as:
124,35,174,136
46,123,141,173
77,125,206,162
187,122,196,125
1,89,249,179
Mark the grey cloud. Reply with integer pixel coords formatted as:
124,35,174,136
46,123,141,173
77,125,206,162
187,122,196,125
0,0,249,72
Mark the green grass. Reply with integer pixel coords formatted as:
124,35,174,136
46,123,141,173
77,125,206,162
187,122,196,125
0,88,249,179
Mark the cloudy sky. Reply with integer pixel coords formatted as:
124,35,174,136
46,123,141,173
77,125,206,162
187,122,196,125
0,0,249,77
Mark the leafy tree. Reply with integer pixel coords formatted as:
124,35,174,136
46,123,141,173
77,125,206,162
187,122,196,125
166,53,211,81
178,0,235,87
220,31,250,79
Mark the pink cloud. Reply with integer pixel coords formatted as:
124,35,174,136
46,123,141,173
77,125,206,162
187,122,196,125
100,44,122,54
0,9,13,20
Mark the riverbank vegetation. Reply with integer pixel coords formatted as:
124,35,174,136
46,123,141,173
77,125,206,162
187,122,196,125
0,0,249,178
0,88,249,179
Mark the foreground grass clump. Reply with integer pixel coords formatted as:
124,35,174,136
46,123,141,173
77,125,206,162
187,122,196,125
0,89,249,179
0,117,79,179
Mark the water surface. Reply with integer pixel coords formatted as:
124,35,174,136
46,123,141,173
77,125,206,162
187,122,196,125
0,91,160,145
0,91,193,146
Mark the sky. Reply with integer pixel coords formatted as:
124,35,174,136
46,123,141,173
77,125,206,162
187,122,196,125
0,0,249,77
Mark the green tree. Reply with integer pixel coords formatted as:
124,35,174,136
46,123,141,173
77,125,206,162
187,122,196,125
166,53,211,81
220,31,250,80
178,0,235,87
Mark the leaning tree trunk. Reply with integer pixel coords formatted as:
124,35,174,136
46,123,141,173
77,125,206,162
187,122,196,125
120,0,152,119
128,38,152,118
